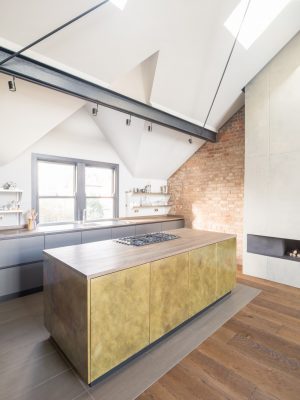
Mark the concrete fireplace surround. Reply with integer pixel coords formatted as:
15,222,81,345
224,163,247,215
247,234,300,263
244,32,300,288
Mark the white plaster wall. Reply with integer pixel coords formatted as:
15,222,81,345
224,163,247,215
244,32,300,288
0,107,166,226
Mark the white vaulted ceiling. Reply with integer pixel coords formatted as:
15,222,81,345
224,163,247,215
90,104,204,179
0,0,299,173
0,74,84,166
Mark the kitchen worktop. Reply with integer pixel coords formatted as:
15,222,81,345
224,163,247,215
0,215,183,240
44,228,236,279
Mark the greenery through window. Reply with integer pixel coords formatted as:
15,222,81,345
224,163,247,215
33,155,119,224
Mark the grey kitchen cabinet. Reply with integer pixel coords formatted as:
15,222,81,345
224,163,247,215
0,262,43,298
82,228,112,244
111,225,136,239
45,232,82,249
0,236,44,268
161,220,184,231
135,222,162,235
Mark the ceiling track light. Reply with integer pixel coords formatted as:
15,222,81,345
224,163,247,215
147,122,153,132
92,104,99,116
8,76,16,92
126,115,132,126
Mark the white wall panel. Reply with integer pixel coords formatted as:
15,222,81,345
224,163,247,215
244,32,300,287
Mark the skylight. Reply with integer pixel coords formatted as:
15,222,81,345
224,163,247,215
111,0,128,10
225,0,291,49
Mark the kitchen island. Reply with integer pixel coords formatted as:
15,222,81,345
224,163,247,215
43,228,236,385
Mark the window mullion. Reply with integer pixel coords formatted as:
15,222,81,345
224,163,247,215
76,163,86,221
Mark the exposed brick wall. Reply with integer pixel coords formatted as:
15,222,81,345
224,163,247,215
168,107,245,265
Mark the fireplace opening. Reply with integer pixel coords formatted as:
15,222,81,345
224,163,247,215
247,234,300,262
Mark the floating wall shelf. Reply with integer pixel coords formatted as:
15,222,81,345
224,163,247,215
0,210,23,214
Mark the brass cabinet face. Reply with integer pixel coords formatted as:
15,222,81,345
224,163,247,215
90,263,150,381
150,253,189,343
216,238,237,298
189,244,217,316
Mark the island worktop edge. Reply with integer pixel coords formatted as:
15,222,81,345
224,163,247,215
43,229,236,280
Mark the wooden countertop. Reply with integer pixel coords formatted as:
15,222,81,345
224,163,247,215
44,228,236,279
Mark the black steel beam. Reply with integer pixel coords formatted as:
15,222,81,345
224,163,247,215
0,47,217,142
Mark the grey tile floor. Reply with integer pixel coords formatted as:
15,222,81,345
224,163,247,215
0,284,260,400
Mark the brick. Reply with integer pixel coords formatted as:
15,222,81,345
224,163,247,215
168,107,245,265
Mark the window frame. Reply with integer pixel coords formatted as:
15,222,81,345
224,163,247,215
32,153,119,225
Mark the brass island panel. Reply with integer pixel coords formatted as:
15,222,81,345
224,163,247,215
150,253,189,343
90,263,150,381
216,238,237,298
189,244,217,316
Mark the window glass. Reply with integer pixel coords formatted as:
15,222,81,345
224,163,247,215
85,167,114,197
86,198,114,220
38,161,75,196
39,198,75,224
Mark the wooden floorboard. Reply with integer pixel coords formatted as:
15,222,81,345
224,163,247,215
138,273,300,400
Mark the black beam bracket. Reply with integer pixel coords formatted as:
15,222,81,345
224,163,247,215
0,47,217,142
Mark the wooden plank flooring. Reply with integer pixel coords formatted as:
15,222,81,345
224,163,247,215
138,273,300,400
0,272,298,400
0,282,258,400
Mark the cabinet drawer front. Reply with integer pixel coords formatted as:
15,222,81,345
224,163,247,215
0,262,43,298
216,238,237,298
0,236,44,268
45,232,82,249
135,223,162,235
90,263,150,381
189,244,217,316
161,220,184,231
82,228,112,244
111,226,135,239
150,252,189,343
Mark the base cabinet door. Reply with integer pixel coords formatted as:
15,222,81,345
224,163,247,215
189,244,217,316
90,264,150,381
216,238,236,298
150,253,189,343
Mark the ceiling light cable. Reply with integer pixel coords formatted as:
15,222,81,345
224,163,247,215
202,0,252,129
0,0,110,67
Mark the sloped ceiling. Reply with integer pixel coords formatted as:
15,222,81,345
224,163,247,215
0,0,299,131
90,104,204,179
111,51,159,103
0,75,84,165
0,0,299,178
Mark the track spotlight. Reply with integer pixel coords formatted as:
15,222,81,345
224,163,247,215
92,104,99,116
147,122,153,132
126,115,131,126
8,76,16,92
188,136,193,144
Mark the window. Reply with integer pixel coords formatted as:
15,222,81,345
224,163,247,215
224,0,291,49
32,154,119,224
85,166,115,220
